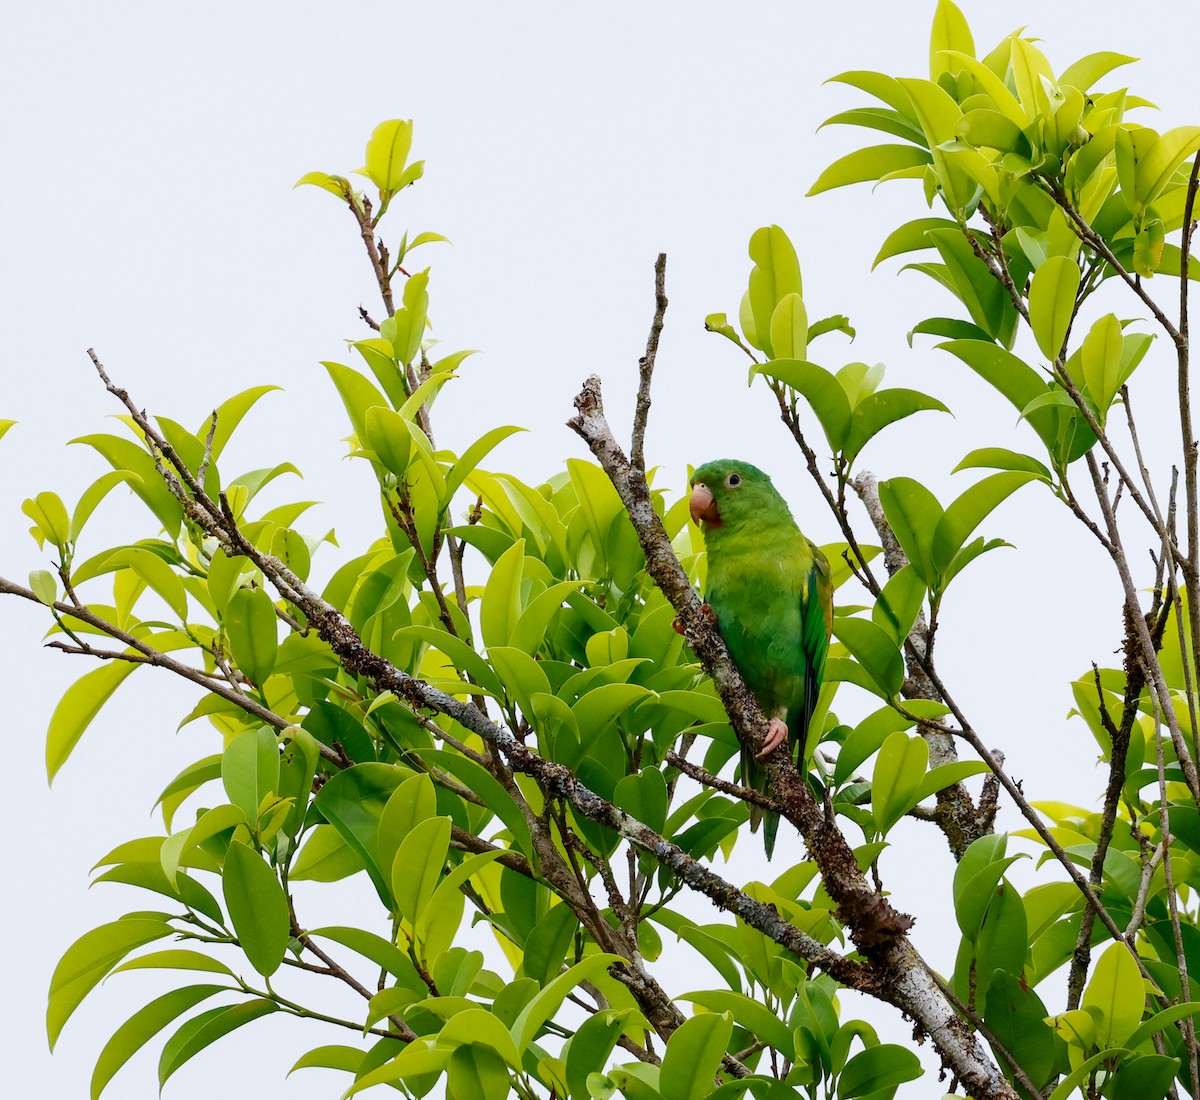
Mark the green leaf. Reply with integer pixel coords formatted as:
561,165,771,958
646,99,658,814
23,490,71,550
481,538,526,650
522,902,580,986
955,856,1026,941
932,472,1037,578
323,361,389,446
837,1043,922,1098
929,0,974,79
29,568,57,606
158,1000,277,1087
390,269,432,367
843,388,950,466
0,418,15,441
509,580,584,656
112,949,235,978
925,229,1013,342
314,763,406,904
392,815,450,926
377,772,438,873
871,731,929,835
613,768,669,835
270,526,311,584
1110,1054,1180,1100
952,448,1052,481
835,705,922,785
752,359,852,450
877,477,943,585
681,990,792,1056
71,432,183,536
91,985,228,1099
308,926,425,994
99,546,190,622
290,824,362,882
222,841,289,976
1080,313,1125,418
768,293,808,362
203,385,281,463
820,107,926,143
1047,1049,1128,1100
973,881,1028,1002
1028,256,1081,362
294,171,351,197
982,972,1058,1092
47,917,172,1048
446,1043,512,1100
833,617,904,698
1126,1001,1200,1050
659,1012,734,1100
747,225,803,359
511,954,620,1053
398,625,505,697
70,470,140,542
225,586,279,685
564,1010,635,1100
47,661,138,781
420,851,505,962
1081,940,1144,1047
444,425,527,504
94,863,224,925
809,145,932,195
912,760,989,803
162,803,247,888
1059,51,1136,92
362,119,416,195
419,748,535,859
873,217,959,268
871,564,925,645
1137,126,1200,209
221,726,280,823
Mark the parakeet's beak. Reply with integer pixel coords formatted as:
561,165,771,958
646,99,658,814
689,483,721,527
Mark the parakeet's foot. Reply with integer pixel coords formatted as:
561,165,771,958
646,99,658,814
672,603,719,635
758,718,788,758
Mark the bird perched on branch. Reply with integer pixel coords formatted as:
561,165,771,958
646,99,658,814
688,459,832,858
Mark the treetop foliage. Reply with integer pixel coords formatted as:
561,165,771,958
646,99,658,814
7,3,1200,1098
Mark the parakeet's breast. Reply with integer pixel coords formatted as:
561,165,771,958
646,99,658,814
704,529,810,708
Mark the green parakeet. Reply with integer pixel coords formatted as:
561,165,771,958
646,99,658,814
689,459,832,858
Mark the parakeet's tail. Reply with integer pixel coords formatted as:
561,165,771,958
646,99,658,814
742,746,781,859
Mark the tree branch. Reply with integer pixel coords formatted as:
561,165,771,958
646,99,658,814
630,254,667,473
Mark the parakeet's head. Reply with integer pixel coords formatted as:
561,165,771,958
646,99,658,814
689,460,792,532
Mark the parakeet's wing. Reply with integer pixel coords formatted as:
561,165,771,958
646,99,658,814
791,540,833,753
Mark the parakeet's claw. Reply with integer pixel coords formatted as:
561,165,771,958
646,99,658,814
673,604,718,635
758,718,788,758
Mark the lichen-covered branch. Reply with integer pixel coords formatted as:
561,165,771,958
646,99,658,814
566,372,1017,1098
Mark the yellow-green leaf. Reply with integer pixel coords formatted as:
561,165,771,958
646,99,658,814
225,586,279,685
361,119,416,195
1028,256,1081,362
47,662,139,781
1081,941,1144,1047
929,0,974,80
1080,313,1124,418
222,841,289,976
768,293,808,362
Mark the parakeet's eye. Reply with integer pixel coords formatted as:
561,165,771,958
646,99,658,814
726,473,742,488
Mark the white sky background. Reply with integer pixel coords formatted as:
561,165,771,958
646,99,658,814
2,1,1197,1096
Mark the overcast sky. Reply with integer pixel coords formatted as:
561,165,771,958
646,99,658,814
3,2,1197,1096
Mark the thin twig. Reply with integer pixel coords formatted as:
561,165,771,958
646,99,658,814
666,751,782,812
630,253,667,472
